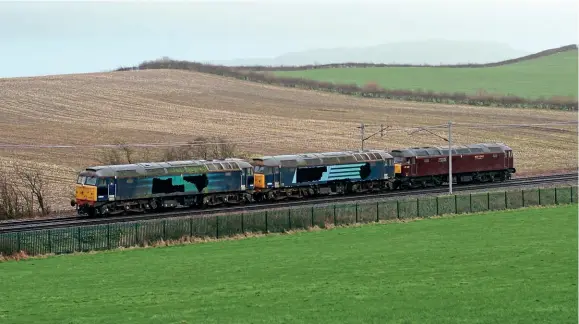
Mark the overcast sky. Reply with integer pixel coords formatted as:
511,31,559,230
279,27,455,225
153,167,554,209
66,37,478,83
0,0,577,77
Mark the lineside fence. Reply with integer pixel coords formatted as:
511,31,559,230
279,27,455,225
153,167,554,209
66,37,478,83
1,185,577,257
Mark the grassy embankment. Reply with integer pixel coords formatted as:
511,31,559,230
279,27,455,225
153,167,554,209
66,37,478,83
1,204,576,323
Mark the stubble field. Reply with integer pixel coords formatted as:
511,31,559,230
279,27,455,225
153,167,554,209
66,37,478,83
0,69,576,210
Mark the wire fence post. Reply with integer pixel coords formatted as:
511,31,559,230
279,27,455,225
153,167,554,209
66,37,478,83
416,198,420,218
135,223,139,245
469,193,473,212
355,203,359,223
241,213,245,234
107,224,111,250
161,219,166,240
189,217,193,237
77,227,81,252
487,192,490,210
436,196,439,215
538,188,542,205
376,202,379,222
311,206,314,228
47,230,52,254
505,190,508,209
555,188,558,205
396,200,400,219
216,216,219,238
17,232,21,252
523,190,526,207
454,194,458,214
265,211,268,233
334,205,337,226
288,209,291,230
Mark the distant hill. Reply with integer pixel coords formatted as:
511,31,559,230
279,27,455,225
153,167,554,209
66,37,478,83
210,40,531,66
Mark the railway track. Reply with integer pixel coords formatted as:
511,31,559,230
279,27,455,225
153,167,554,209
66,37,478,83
0,172,576,234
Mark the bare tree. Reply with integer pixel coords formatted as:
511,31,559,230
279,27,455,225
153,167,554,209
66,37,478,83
95,139,138,165
15,166,50,216
95,146,124,165
0,164,51,220
118,140,135,164
0,171,29,219
191,136,210,160
160,136,238,162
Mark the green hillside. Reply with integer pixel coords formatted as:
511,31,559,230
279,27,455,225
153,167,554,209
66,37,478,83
272,49,578,99
0,205,576,323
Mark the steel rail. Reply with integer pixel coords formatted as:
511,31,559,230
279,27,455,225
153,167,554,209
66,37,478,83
0,172,576,233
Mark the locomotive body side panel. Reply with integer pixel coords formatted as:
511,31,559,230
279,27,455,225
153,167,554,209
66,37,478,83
114,170,243,201
414,152,508,177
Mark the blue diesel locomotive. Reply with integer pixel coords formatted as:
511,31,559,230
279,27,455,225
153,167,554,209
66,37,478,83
72,149,395,217
72,158,255,217
252,150,395,201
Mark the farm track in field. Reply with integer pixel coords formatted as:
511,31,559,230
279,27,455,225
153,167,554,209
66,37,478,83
1,173,576,233
0,69,577,210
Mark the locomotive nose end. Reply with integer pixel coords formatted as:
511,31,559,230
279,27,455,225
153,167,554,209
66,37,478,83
254,174,265,189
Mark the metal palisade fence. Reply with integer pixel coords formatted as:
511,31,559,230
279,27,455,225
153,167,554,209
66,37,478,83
0,185,577,257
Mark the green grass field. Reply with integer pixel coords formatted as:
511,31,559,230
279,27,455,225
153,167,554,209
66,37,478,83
0,205,577,324
272,50,579,100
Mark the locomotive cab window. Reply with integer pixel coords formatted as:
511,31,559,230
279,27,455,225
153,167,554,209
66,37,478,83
77,176,86,184
85,176,98,186
254,166,265,173
97,178,107,187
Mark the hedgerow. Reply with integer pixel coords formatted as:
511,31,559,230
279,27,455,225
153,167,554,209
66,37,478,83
115,44,578,111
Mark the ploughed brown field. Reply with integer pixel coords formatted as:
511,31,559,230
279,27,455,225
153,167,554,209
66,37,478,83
0,69,576,211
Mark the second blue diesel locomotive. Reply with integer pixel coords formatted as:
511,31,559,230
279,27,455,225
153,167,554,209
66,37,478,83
252,150,395,200
72,149,395,217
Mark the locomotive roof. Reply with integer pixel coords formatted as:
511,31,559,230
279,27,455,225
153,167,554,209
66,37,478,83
80,158,253,178
390,143,512,158
253,150,394,168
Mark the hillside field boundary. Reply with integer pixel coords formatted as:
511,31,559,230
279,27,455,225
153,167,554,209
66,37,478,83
213,44,579,71
1,185,576,258
115,44,578,111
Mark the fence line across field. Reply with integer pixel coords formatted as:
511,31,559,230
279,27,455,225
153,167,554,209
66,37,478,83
0,185,576,257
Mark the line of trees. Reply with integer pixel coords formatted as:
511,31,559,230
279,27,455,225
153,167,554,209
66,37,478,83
115,45,578,111
95,136,241,165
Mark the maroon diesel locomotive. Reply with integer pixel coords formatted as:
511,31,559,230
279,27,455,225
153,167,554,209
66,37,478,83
390,143,515,189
